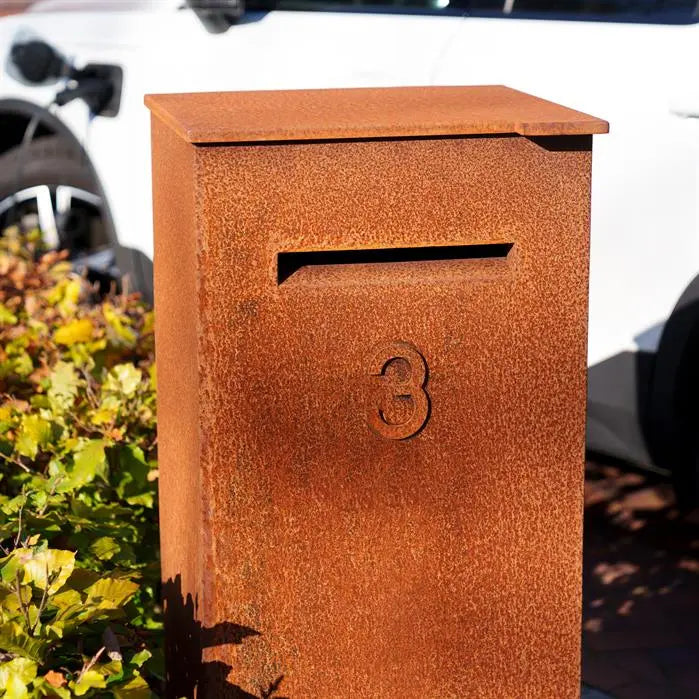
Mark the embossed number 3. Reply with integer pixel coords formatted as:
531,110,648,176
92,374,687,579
366,341,430,440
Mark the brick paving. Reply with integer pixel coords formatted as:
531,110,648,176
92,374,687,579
582,462,699,698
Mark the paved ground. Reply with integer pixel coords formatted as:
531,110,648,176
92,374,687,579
582,686,615,699
581,461,699,698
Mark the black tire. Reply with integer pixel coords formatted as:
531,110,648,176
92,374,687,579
0,134,108,253
648,275,699,509
0,135,96,195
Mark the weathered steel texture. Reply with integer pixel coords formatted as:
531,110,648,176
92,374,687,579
145,85,608,144
148,86,603,698
150,117,204,696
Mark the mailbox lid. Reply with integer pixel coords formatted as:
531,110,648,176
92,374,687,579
145,85,608,144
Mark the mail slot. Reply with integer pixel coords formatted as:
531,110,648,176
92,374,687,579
146,86,607,698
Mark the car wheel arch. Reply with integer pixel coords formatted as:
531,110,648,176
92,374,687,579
0,97,118,245
0,98,154,299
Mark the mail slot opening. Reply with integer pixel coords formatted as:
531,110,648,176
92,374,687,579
277,242,514,284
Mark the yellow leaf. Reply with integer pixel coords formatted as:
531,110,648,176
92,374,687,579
0,658,37,692
59,279,82,313
103,304,137,346
142,311,155,335
18,548,76,594
16,414,52,459
84,576,139,608
0,303,17,326
4,673,29,699
91,407,115,426
46,279,67,305
53,318,93,346
71,669,106,696
112,674,152,698
46,277,82,316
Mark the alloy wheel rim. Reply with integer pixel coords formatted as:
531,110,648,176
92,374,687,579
0,184,102,249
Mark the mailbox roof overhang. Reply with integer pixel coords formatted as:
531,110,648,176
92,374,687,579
145,85,608,145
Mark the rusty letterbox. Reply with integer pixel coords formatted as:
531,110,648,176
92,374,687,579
146,86,607,697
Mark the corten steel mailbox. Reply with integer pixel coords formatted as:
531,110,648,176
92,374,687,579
146,86,607,698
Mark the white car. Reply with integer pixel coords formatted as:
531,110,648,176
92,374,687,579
1,0,698,503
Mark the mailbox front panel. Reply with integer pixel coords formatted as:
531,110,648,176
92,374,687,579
182,134,591,698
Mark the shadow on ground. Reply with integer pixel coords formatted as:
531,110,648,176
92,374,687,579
582,461,699,699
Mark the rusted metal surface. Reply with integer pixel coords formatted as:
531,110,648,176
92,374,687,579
144,85,608,144
148,86,605,698
150,118,202,695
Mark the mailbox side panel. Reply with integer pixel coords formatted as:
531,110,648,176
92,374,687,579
195,134,591,698
150,117,204,696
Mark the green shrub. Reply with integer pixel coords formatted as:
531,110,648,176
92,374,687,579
0,228,161,697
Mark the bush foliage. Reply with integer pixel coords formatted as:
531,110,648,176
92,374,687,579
0,229,161,697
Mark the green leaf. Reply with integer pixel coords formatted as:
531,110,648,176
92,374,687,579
114,446,152,504
0,228,160,687
0,622,51,663
90,537,121,561
12,353,33,378
125,493,154,507
15,354,33,376
62,567,99,593
0,587,26,622
90,395,119,426
61,440,107,491
129,650,151,668
100,659,124,683
0,548,26,584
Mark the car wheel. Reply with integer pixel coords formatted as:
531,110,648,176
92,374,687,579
0,134,112,255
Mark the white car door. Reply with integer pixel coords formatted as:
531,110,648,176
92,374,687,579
434,6,699,370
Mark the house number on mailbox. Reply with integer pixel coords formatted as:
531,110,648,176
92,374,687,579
366,341,430,440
